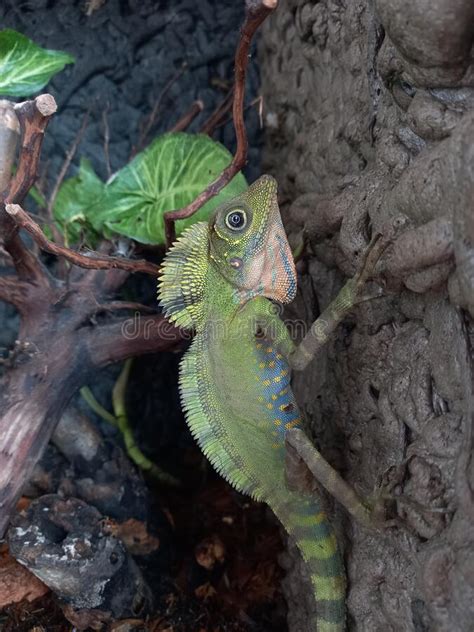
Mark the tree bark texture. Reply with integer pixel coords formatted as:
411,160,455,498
0,268,182,538
260,1,473,631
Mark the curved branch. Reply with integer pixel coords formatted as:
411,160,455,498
163,0,278,247
0,96,55,282
199,91,234,135
7,95,57,204
93,301,156,314
5,203,160,276
170,100,204,132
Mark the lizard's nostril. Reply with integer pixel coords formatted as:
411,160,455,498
229,257,243,269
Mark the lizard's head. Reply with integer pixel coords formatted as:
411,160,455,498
209,174,297,304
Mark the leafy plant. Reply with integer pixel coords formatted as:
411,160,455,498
88,132,247,244
53,158,103,246
0,29,74,97
0,29,245,247
53,132,247,247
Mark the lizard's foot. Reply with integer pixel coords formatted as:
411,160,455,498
361,464,407,530
338,234,391,308
288,234,391,372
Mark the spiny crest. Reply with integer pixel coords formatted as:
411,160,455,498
157,221,209,330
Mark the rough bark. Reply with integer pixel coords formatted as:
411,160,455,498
260,1,473,630
0,279,183,538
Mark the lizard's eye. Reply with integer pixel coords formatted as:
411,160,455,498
225,209,247,231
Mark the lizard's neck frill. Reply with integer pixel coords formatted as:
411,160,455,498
158,221,211,330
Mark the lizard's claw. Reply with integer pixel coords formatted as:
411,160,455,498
344,234,391,306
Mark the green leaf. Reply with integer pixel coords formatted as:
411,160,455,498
90,132,247,245
53,158,104,246
0,29,74,97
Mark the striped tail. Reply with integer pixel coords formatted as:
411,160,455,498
272,490,346,632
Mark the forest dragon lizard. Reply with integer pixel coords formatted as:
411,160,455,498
158,175,385,631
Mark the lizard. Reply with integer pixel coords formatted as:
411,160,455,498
158,174,385,632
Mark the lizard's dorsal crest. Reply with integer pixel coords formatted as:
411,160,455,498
158,221,209,330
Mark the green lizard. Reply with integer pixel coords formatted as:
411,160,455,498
158,174,384,631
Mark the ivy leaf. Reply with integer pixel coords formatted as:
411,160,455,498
90,132,247,245
53,158,104,246
0,29,74,97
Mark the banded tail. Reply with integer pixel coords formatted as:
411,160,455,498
272,490,346,632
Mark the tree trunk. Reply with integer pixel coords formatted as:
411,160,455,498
0,270,183,538
0,321,90,536
260,1,474,630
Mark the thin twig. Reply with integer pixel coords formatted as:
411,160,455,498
163,0,278,247
5,203,160,276
199,90,234,136
170,100,204,132
47,112,89,220
93,301,156,314
203,94,264,135
254,94,264,128
102,105,112,179
133,62,188,156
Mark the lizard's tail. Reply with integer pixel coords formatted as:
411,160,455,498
273,491,346,632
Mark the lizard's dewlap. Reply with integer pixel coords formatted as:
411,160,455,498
240,206,297,304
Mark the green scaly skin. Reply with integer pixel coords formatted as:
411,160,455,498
158,175,345,631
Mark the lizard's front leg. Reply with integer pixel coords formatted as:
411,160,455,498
284,237,391,528
290,235,388,371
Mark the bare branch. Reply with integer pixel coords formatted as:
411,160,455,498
7,95,57,204
102,106,112,179
199,90,234,135
201,94,264,136
0,100,20,191
170,100,204,132
0,95,57,282
93,301,155,314
163,0,278,247
5,203,160,277
132,62,188,157
0,94,56,284
47,111,89,221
